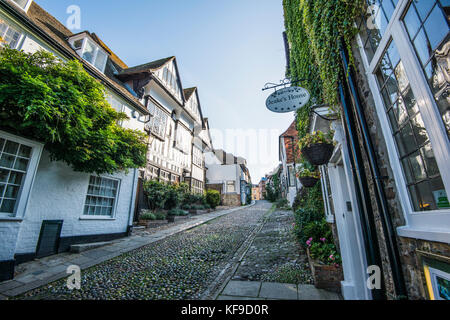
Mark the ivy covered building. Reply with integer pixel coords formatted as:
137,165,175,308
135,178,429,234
284,0,449,300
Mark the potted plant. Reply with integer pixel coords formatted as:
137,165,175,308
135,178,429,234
299,130,335,166
297,167,321,188
306,238,343,292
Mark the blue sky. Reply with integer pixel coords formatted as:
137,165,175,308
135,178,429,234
36,0,295,182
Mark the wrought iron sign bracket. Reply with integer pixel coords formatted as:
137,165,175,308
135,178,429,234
261,78,310,92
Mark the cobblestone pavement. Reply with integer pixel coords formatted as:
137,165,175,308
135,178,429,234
232,209,313,285
15,201,272,300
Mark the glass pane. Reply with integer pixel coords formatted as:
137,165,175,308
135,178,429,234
421,143,440,177
18,145,31,158
12,0,28,9
402,87,419,117
82,39,95,64
0,169,8,183
414,0,436,20
8,171,23,185
424,5,449,51
0,154,15,168
4,141,19,155
394,61,409,92
404,4,421,38
0,199,15,213
408,151,427,181
94,51,107,71
4,185,19,198
13,158,29,171
411,113,429,145
414,29,431,65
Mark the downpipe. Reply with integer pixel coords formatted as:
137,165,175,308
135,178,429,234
339,42,407,299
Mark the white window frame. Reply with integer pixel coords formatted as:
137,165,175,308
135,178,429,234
0,17,24,49
0,130,43,220
69,34,108,73
9,0,33,12
80,175,121,220
356,0,450,243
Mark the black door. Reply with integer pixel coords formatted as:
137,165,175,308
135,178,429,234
36,220,63,258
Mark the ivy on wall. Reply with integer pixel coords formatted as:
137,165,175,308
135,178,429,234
283,0,365,136
283,0,365,221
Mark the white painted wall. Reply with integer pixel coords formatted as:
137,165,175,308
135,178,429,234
13,151,137,255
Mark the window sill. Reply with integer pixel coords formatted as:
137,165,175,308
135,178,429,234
397,226,450,244
0,215,23,222
79,216,116,221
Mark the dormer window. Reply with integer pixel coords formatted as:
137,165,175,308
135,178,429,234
69,35,108,73
10,0,33,11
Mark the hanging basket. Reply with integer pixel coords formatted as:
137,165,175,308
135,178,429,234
299,176,319,188
301,143,334,166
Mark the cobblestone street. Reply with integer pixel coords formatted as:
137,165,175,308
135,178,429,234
15,202,272,300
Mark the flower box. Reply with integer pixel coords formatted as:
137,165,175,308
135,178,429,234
307,248,343,293
301,143,335,166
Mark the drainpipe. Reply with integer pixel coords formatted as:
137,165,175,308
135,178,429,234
339,43,407,299
339,83,385,300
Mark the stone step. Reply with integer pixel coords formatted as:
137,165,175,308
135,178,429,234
70,241,113,253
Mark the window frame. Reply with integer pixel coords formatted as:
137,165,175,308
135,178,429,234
69,35,109,73
9,0,33,12
0,17,24,49
356,0,450,242
80,175,121,220
0,130,43,220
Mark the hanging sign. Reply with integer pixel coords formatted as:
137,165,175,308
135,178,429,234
265,87,310,113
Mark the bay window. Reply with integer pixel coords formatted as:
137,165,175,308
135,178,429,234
357,0,450,241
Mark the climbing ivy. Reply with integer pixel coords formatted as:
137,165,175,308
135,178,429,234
283,0,365,135
283,0,365,227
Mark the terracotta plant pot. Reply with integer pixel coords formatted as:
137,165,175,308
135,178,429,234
299,176,319,188
301,143,334,166
307,249,343,293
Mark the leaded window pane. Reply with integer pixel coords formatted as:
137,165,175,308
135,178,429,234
376,41,449,211
403,0,450,139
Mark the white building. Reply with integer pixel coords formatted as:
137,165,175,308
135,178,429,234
0,0,149,281
205,150,251,206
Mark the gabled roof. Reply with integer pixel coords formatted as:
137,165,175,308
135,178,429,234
183,87,196,101
1,0,148,115
118,57,175,76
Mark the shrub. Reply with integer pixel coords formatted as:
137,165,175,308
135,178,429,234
308,241,342,266
164,184,182,210
298,130,335,150
143,180,168,212
0,48,147,174
167,209,189,216
275,198,291,210
292,207,324,245
154,211,167,220
205,190,220,209
303,219,332,243
140,212,156,221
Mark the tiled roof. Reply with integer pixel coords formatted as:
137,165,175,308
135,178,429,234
118,57,174,76
3,0,148,115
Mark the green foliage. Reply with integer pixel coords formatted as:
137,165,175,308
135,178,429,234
164,184,182,210
303,219,333,243
298,130,335,150
275,198,291,210
139,211,156,221
205,190,220,209
167,208,189,217
309,241,342,266
283,0,364,113
143,180,168,212
0,48,147,174
265,174,281,202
